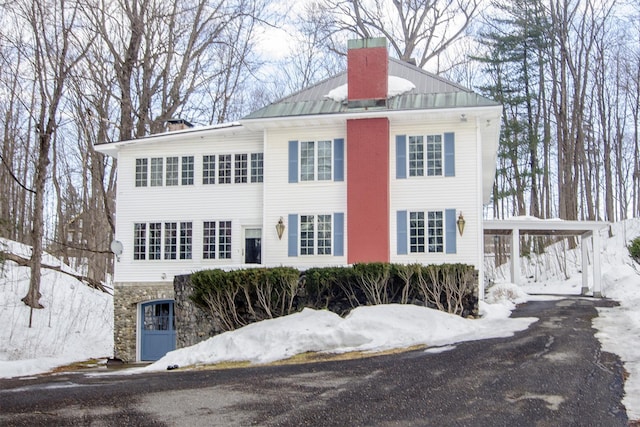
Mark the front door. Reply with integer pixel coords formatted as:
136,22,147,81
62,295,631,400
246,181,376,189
140,300,176,361
245,228,262,264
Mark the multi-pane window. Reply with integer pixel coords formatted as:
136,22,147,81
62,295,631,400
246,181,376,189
409,212,425,253
150,158,163,186
135,159,148,187
427,211,444,252
300,141,315,181
134,223,146,260
181,156,194,185
299,215,333,256
426,135,443,176
234,154,247,184
149,222,162,260
406,134,443,177
317,215,332,255
300,215,314,255
300,140,332,181
318,141,332,180
166,157,179,186
409,136,424,177
234,154,248,183
203,221,216,259
203,221,232,259
203,155,216,185
251,153,263,183
218,154,231,184
164,222,177,260
218,221,232,259
179,222,193,260
409,211,443,253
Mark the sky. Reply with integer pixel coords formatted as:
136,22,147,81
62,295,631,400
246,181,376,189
0,219,639,421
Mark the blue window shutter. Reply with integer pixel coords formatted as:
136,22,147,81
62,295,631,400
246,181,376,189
333,213,344,256
397,210,408,255
288,214,298,257
444,132,455,177
445,209,457,254
396,135,407,179
288,141,298,183
333,138,344,181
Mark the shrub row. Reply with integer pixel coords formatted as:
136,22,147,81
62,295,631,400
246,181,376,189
190,263,477,332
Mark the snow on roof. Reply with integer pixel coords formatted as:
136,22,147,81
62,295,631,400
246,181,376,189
325,76,416,103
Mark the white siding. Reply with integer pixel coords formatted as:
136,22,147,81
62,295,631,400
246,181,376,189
389,119,483,268
113,128,264,282
262,125,348,269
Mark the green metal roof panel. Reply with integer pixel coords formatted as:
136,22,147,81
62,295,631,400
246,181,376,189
244,92,499,120
243,58,499,120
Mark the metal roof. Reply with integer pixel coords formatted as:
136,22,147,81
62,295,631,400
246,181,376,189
244,58,498,120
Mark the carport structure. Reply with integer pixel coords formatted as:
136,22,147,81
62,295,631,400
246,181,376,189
483,218,610,297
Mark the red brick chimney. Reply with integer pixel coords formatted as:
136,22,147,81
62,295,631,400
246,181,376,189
346,38,391,264
347,37,388,106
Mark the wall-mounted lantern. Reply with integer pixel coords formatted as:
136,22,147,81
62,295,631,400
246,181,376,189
276,217,286,240
457,213,466,236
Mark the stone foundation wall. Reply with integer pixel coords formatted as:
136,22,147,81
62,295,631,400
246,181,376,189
174,275,221,348
113,282,174,362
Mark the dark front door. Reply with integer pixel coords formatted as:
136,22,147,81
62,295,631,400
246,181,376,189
140,300,176,361
245,228,262,264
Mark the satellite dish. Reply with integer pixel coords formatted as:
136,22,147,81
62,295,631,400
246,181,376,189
110,240,123,256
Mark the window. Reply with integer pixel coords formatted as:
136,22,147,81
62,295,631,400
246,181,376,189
179,222,192,259
300,215,314,255
203,221,232,259
134,223,146,259
164,222,177,260
317,215,332,255
300,142,314,181
181,156,194,185
150,158,163,187
426,135,443,176
299,215,332,256
317,141,332,180
408,210,443,253
234,154,247,183
203,221,216,259
251,153,263,183
149,223,162,260
399,134,446,178
166,157,179,186
218,154,231,184
203,155,216,185
409,212,425,253
135,159,148,187
300,140,332,181
218,221,232,259
427,211,444,252
409,136,424,177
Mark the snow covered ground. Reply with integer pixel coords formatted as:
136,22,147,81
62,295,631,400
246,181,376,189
0,239,113,378
0,219,639,420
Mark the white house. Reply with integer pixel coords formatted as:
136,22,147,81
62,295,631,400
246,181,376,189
95,38,502,362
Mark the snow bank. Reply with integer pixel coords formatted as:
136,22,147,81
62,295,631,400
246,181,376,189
0,239,113,378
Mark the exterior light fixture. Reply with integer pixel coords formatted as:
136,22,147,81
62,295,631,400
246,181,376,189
276,217,286,240
457,213,466,236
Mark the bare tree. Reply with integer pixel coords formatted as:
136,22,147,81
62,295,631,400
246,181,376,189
11,0,91,310
312,0,479,71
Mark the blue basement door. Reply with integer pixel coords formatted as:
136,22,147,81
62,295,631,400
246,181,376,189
140,300,176,361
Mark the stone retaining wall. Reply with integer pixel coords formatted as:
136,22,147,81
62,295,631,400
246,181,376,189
174,275,220,349
113,282,174,362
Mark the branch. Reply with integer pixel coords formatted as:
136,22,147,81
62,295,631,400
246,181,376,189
1,251,113,295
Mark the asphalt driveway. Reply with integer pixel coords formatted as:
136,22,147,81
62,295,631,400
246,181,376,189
0,298,629,426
